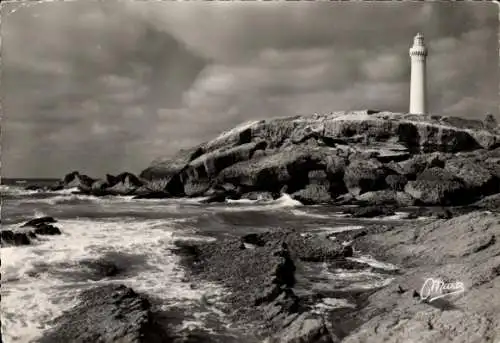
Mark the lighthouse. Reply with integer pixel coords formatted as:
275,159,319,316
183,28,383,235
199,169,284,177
409,33,428,114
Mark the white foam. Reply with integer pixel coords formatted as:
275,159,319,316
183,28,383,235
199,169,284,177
316,263,395,291
378,212,410,220
346,255,399,271
1,218,223,343
312,297,356,313
315,225,365,234
0,185,39,196
290,210,332,219
218,193,302,212
226,198,259,205
47,187,80,195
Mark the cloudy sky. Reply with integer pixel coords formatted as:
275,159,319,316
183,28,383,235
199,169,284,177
1,1,498,178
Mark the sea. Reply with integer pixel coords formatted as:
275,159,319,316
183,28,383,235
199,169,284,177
1,178,405,343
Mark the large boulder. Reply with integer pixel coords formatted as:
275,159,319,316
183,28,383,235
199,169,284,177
343,158,388,196
291,184,332,205
344,205,396,218
1,230,31,246
139,145,204,180
216,147,329,193
37,284,171,343
21,217,62,236
241,231,347,262
388,152,446,179
104,172,144,196
240,191,275,201
444,157,499,196
61,171,95,191
404,167,468,205
268,312,337,343
355,190,415,207
21,216,57,228
182,141,267,181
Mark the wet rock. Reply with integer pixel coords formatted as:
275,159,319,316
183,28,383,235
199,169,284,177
268,312,338,343
444,157,499,196
343,159,388,196
241,231,346,262
472,193,500,211
61,171,96,191
33,224,61,236
405,167,468,205
341,211,500,343
342,245,354,258
21,217,62,236
22,216,57,228
104,172,144,196
216,147,326,193
355,190,415,207
140,145,205,181
183,141,267,181
183,180,211,197
1,230,31,246
291,184,333,205
48,183,64,191
344,206,396,218
174,236,301,332
388,153,446,179
37,284,172,343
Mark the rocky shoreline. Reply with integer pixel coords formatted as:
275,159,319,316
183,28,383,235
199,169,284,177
23,111,500,211
13,111,500,342
28,210,499,343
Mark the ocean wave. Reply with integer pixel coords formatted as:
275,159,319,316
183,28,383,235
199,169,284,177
290,209,336,219
1,217,225,343
0,185,40,196
46,187,80,195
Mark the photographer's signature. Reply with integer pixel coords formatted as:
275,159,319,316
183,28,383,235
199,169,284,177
420,278,465,302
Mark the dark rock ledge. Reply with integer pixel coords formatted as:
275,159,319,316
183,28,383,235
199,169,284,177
1,216,62,247
36,284,173,343
172,229,378,343
29,210,500,343
171,210,500,343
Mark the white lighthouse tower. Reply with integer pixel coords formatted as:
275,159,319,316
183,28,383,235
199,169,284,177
409,33,428,114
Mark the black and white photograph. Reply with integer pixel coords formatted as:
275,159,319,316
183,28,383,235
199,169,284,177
1,1,499,342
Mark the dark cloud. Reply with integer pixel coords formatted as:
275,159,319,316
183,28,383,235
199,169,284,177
1,1,498,178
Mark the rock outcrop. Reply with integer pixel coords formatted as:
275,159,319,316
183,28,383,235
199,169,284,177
104,172,144,195
340,211,500,343
174,229,361,342
1,217,62,247
61,171,96,191
37,284,172,343
138,111,500,206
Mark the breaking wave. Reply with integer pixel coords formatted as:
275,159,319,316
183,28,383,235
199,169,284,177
1,217,225,343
